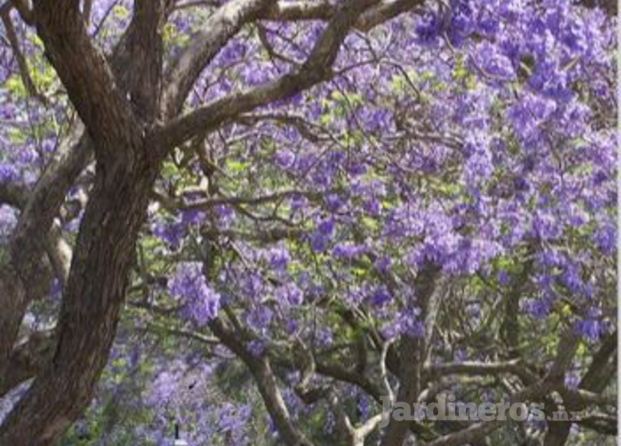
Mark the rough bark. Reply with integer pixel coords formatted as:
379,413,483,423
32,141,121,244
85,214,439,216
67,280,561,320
0,1,165,444
0,156,158,444
0,0,169,374
0,265,29,378
500,255,533,357
33,1,143,161
0,129,90,369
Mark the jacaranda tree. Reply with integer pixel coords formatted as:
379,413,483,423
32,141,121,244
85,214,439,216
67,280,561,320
0,0,616,445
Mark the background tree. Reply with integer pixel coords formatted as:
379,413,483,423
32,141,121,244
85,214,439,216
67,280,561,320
0,1,616,445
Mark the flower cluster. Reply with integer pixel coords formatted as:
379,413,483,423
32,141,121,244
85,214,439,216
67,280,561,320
168,262,220,325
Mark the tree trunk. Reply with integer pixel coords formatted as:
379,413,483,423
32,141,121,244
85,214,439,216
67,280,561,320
0,153,157,445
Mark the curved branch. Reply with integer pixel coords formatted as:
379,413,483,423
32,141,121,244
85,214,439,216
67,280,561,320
381,263,441,446
162,0,423,118
156,0,382,151
263,0,424,31
163,0,272,117
209,316,314,446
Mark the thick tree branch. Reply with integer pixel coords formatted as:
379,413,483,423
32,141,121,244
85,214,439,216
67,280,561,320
163,0,423,118
32,0,143,162
156,0,381,151
209,316,314,446
263,0,424,31
426,359,529,379
119,0,170,120
579,0,616,15
0,153,159,444
0,124,88,381
500,252,533,357
0,4,172,441
163,0,272,117
0,0,171,388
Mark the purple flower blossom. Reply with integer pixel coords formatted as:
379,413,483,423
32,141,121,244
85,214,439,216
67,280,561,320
247,340,266,357
181,209,205,226
168,262,220,325
382,307,424,339
363,198,381,216
243,273,264,300
315,328,333,347
472,42,516,81
533,212,562,240
522,297,552,319
497,270,511,286
274,149,296,169
317,218,335,236
325,193,344,213
267,245,290,271
0,163,18,182
152,220,185,250
370,287,392,307
565,372,580,390
285,319,298,334
310,231,329,253
415,11,444,44
574,317,603,342
275,282,304,306
594,222,615,255
246,307,273,331
346,162,367,176
374,256,392,274
218,403,252,443
332,243,367,260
